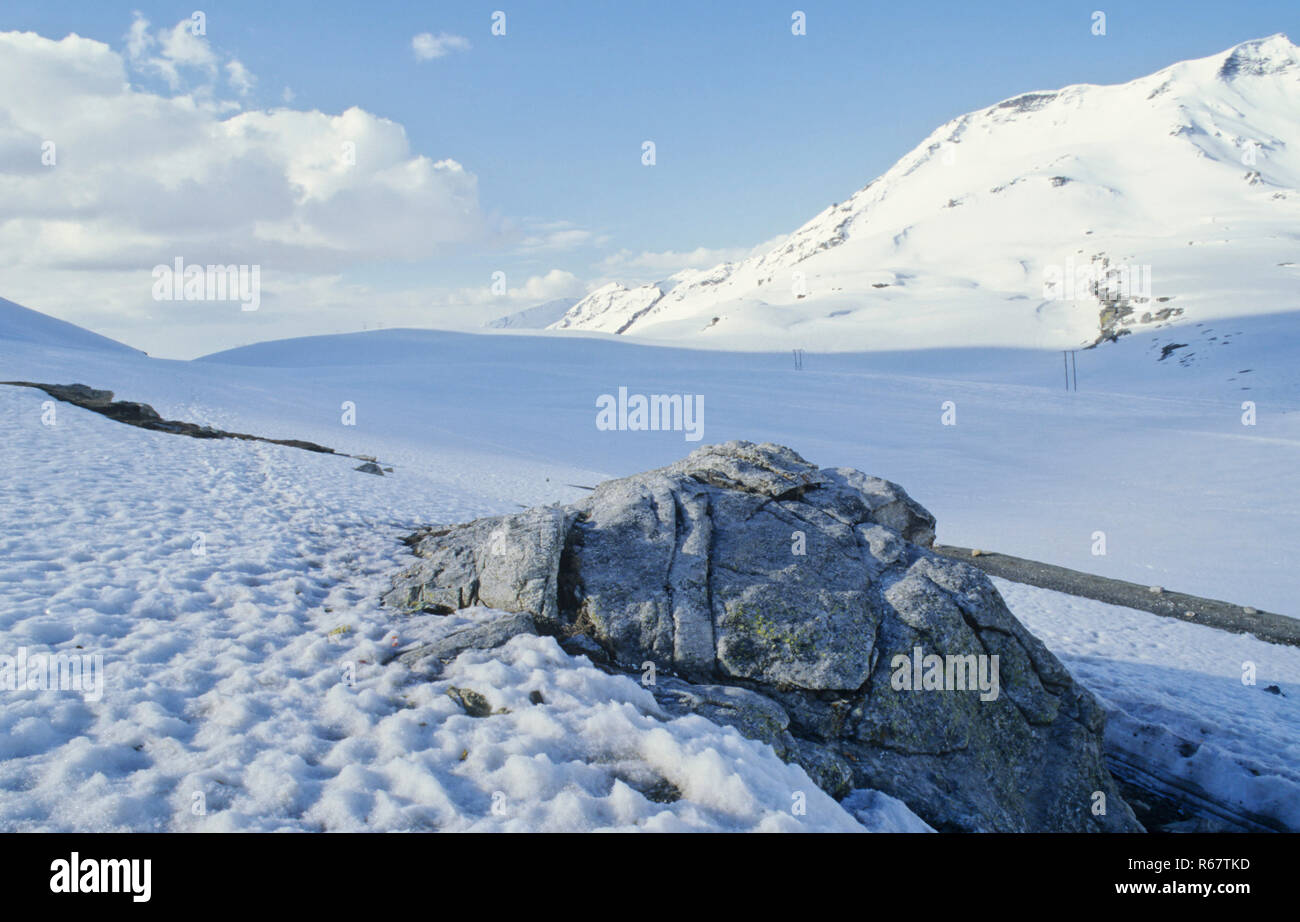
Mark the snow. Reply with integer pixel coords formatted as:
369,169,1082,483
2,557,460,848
840,789,936,833
2,280,1297,830
551,36,1300,356
0,381,876,831
552,282,664,334
0,297,140,355
484,298,579,330
4,304,1297,616
198,324,1300,615
996,578,1300,831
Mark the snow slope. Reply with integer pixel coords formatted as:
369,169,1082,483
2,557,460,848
0,296,140,355
5,312,1296,614
1001,579,1300,832
553,35,1300,353
484,298,579,330
0,381,921,832
2,303,1297,830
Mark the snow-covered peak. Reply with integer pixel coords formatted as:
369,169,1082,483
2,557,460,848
552,37,1300,353
1215,33,1298,79
550,281,665,334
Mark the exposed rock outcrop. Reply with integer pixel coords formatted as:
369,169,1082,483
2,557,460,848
384,441,1140,832
1,381,341,454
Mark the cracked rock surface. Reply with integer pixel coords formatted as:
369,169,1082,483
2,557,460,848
385,440,1140,832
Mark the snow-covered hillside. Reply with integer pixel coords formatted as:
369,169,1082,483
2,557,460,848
6,303,1296,613
552,35,1300,352
1,383,911,831
2,296,1298,830
2,310,1298,831
0,297,140,355
484,298,579,330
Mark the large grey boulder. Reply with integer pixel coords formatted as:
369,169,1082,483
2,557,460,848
651,677,794,756
384,441,1140,832
383,608,538,678
387,505,571,623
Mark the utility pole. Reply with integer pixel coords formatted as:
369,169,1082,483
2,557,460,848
1062,350,1078,390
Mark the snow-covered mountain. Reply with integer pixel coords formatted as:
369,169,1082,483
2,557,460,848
484,297,579,330
552,35,1300,351
0,296,140,354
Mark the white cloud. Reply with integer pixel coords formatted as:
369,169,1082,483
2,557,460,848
412,32,471,61
0,23,506,356
124,13,256,103
156,19,217,74
600,246,740,274
226,60,255,96
126,14,217,89
485,217,606,256
519,227,598,253
440,269,586,307
124,12,152,60
513,269,586,301
596,235,790,279
0,27,488,273
0,20,655,358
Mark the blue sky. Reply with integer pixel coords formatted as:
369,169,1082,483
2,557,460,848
2,1,1297,354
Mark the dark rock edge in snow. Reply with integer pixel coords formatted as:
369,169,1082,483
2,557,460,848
2,381,388,469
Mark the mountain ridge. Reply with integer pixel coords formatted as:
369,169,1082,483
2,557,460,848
551,35,1300,354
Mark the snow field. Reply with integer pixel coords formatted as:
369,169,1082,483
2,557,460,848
0,384,904,831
